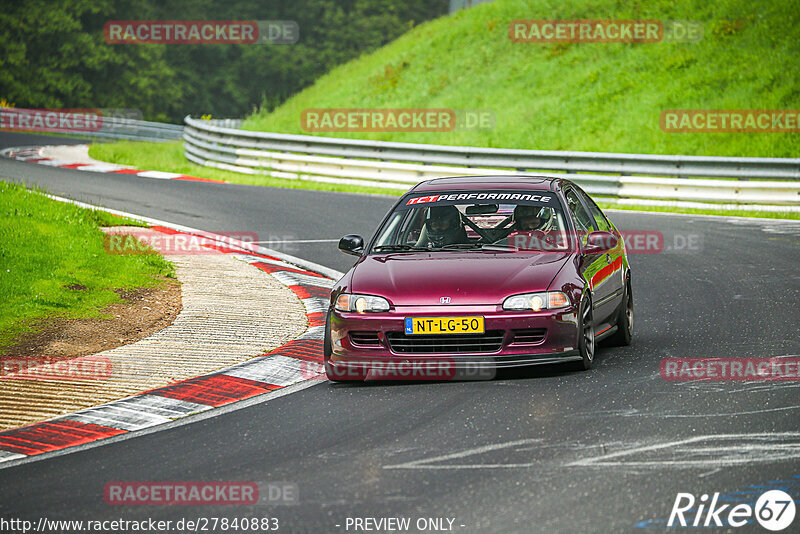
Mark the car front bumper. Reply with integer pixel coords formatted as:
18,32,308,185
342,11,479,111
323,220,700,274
326,304,582,379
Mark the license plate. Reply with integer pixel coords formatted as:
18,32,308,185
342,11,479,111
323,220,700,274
404,316,485,335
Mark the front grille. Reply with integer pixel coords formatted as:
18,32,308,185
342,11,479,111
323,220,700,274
511,328,547,344
349,331,381,347
386,331,505,354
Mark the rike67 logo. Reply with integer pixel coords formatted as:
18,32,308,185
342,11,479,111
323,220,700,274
669,490,796,530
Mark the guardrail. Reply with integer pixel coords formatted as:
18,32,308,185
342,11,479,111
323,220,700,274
183,115,800,211
0,107,183,142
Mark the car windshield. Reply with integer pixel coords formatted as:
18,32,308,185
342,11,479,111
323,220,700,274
371,190,573,253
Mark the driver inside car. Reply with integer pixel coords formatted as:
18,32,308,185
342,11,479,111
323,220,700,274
416,205,469,247
512,204,548,231
495,205,563,250
489,204,548,242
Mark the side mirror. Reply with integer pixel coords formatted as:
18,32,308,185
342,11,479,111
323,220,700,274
338,234,364,256
583,231,618,254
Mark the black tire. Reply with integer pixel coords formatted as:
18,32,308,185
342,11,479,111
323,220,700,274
569,294,595,371
607,276,633,347
324,312,363,382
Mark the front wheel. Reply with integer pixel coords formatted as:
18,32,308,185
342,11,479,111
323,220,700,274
569,294,595,371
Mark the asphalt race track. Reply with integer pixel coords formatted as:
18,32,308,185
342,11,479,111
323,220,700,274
1,132,799,532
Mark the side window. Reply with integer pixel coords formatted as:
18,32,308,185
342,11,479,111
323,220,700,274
399,208,426,245
578,190,611,232
373,211,405,247
564,189,595,233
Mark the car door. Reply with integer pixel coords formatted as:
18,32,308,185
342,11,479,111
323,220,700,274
564,187,614,324
575,187,625,323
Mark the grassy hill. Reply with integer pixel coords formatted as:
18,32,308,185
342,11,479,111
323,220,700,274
0,181,173,352
243,0,799,157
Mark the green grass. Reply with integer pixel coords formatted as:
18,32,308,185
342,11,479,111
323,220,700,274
244,0,800,158
89,141,399,196
0,180,175,352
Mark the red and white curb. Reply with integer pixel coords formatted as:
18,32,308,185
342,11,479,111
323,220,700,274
0,145,223,184
0,200,341,465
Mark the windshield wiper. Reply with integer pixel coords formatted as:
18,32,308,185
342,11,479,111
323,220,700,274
436,243,484,250
372,244,431,252
481,244,519,252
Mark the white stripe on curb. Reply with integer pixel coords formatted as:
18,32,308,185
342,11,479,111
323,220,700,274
63,395,214,431
270,271,338,289
136,170,186,179
0,450,26,462
73,163,130,173
223,356,309,387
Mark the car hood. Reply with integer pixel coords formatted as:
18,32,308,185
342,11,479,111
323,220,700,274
350,252,572,306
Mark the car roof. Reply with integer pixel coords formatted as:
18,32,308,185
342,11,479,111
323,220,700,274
410,175,566,193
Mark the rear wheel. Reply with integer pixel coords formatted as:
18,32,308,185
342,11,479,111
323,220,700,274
608,276,633,347
569,294,595,371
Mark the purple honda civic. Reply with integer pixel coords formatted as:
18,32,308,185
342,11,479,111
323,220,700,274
325,175,633,381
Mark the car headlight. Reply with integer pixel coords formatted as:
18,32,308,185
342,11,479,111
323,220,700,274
502,291,570,311
335,293,391,313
